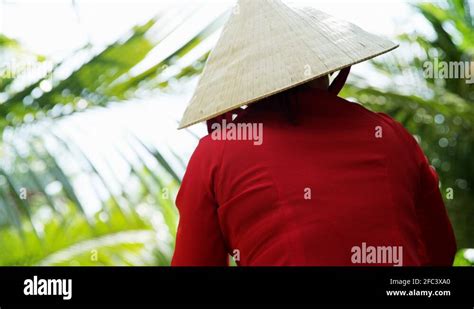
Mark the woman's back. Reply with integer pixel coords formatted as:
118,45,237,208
172,88,456,266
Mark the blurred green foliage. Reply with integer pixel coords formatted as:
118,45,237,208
0,6,227,266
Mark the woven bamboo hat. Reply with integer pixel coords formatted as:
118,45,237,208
179,0,398,129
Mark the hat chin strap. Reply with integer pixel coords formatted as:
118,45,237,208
328,66,351,95
206,66,351,134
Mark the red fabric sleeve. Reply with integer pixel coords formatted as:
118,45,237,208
377,113,457,265
412,137,457,266
171,138,229,266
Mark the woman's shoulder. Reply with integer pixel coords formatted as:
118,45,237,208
335,96,417,141
195,133,226,156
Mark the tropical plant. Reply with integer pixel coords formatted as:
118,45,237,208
0,3,227,266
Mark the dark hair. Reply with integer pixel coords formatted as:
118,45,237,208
252,85,305,126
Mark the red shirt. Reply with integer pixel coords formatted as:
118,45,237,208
172,88,456,266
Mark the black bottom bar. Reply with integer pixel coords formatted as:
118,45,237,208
0,267,472,307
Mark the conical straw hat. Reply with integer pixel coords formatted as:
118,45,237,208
179,0,398,129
